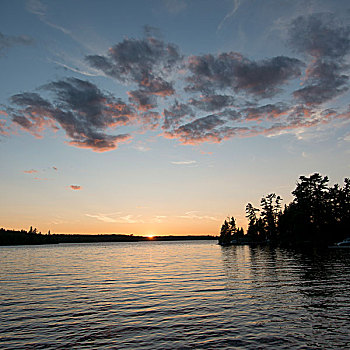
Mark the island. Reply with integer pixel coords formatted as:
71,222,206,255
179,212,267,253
219,173,350,247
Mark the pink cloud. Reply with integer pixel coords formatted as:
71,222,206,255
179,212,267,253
24,169,38,174
70,185,82,190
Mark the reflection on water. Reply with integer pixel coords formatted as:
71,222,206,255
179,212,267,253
1,241,350,349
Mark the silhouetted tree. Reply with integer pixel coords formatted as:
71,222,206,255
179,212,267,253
278,173,350,244
245,203,260,240
260,193,282,241
218,216,245,245
219,219,231,245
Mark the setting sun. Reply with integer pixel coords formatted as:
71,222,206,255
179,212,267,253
1,1,349,349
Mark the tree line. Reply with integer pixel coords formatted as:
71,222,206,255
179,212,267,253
219,173,350,246
0,228,217,245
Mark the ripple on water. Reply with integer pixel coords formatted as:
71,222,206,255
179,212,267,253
1,241,350,349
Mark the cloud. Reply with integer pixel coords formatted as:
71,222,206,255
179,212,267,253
241,103,289,121
151,215,167,223
34,177,47,181
171,160,196,165
288,13,350,59
85,213,117,223
128,90,157,111
189,94,235,112
178,211,218,221
70,185,81,190
164,114,241,144
5,16,350,150
86,33,183,100
24,169,38,174
164,101,346,144
288,13,350,105
0,119,9,135
343,133,350,142
162,100,194,130
293,59,348,105
26,0,71,35
0,32,33,55
134,145,150,152
217,0,243,32
186,53,303,97
85,212,167,224
8,78,134,151
140,111,161,130
163,0,187,14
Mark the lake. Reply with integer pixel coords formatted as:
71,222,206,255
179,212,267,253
1,241,350,349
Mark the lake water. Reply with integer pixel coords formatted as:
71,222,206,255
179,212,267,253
1,241,350,349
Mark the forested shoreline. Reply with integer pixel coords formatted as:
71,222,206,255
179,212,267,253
2,173,349,247
0,228,216,246
219,173,350,246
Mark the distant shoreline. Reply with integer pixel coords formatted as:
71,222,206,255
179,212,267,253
0,228,217,246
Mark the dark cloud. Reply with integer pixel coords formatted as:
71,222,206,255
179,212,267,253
289,13,350,59
293,59,349,105
289,14,350,105
12,114,37,130
0,119,8,135
162,100,194,130
128,89,157,111
293,78,348,105
140,111,161,130
164,114,229,144
189,94,235,112
138,76,175,96
86,34,182,97
241,103,290,121
186,53,303,97
5,21,349,149
163,101,342,144
0,32,33,55
10,92,52,109
9,78,134,152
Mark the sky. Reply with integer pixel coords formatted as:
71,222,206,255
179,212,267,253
1,0,350,236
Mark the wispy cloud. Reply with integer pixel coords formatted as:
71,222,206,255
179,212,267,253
85,213,117,223
171,160,197,165
163,0,187,14
217,0,243,32
85,212,143,224
0,32,33,55
133,143,151,152
343,133,350,142
178,211,219,221
151,215,167,223
24,169,38,174
48,58,102,77
26,0,71,35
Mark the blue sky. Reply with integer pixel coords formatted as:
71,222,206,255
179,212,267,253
1,0,349,235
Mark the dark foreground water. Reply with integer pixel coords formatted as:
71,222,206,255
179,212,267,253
1,241,350,349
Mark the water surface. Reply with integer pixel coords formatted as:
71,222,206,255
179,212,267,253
1,241,350,349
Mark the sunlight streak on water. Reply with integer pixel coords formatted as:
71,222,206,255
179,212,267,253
1,241,350,349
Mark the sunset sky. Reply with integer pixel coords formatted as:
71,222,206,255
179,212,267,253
1,0,349,235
